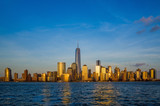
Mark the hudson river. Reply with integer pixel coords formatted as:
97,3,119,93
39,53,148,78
0,82,160,105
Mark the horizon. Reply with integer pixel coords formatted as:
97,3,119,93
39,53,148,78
0,0,160,78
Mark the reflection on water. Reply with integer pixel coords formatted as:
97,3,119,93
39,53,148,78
41,84,51,105
0,82,160,105
94,83,120,105
62,83,71,105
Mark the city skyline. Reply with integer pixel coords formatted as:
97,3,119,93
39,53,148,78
0,0,160,78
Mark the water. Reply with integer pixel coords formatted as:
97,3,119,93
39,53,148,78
0,82,160,105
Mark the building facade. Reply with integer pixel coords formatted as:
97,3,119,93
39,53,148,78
82,65,88,81
5,67,12,82
57,62,66,78
75,43,81,79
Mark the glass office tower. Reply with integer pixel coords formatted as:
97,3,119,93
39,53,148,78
75,43,81,79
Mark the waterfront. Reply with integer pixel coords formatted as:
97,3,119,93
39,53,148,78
0,82,160,105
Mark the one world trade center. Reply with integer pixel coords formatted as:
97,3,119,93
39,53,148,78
75,43,81,79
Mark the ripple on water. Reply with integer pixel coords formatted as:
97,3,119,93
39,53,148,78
0,82,160,105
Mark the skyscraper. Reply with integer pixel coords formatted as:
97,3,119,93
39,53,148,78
149,68,156,79
5,67,12,82
71,62,77,81
57,62,66,78
75,43,81,79
96,60,101,66
108,66,112,78
82,64,88,81
22,69,28,81
95,60,101,81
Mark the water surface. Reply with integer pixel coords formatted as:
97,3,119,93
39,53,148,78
0,82,160,105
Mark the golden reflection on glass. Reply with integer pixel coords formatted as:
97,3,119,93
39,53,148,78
62,83,71,105
94,82,120,105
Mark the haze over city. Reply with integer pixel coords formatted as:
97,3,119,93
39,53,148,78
0,0,160,78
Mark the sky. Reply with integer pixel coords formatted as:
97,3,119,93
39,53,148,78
0,0,160,78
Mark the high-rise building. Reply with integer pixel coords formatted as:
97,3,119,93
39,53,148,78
61,74,70,82
108,66,112,78
93,72,99,82
142,71,148,80
100,67,106,81
22,69,28,81
127,72,131,81
96,60,101,66
129,71,135,81
32,73,38,82
124,67,127,72
41,73,46,82
47,71,53,82
105,73,109,81
75,43,81,79
28,73,32,81
67,67,73,81
71,62,77,81
95,65,101,80
57,62,66,78
53,71,57,82
5,67,12,82
114,67,120,80
82,65,88,81
88,69,91,78
135,69,141,80
14,73,18,82
149,68,156,79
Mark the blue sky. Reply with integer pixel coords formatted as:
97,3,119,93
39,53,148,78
0,0,160,78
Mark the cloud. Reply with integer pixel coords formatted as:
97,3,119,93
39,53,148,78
135,16,160,26
138,16,153,25
154,16,160,23
150,25,160,32
133,63,146,67
136,29,145,34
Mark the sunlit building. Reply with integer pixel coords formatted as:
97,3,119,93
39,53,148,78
123,68,127,81
149,68,156,79
114,67,120,80
61,73,70,82
124,67,127,72
142,71,148,80
22,69,28,81
108,66,112,78
47,71,53,82
127,72,131,81
32,73,38,82
129,71,135,81
135,69,141,80
5,67,12,82
14,73,18,82
41,73,46,82
105,73,109,81
57,62,66,78
82,65,88,81
95,65,101,81
100,67,106,81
